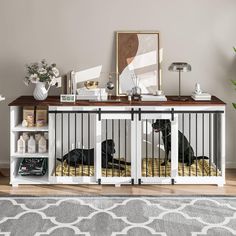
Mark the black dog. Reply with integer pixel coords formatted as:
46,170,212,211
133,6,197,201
57,139,131,170
152,119,208,166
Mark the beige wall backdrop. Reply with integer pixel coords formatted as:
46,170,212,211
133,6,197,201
0,0,236,167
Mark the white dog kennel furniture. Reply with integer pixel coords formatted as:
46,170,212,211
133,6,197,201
9,96,225,187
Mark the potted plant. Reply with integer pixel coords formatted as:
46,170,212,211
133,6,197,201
24,59,60,100
231,47,236,108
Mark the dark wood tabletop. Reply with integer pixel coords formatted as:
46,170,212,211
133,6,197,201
8,95,226,107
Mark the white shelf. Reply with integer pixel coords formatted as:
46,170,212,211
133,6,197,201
11,152,49,158
12,173,49,185
12,124,48,132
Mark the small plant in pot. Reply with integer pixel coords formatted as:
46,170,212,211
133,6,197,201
24,59,60,100
231,47,236,108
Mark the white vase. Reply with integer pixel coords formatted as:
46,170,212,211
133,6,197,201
33,82,50,100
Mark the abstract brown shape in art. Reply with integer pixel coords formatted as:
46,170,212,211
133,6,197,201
118,33,139,75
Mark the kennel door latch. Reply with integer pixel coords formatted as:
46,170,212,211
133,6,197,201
138,108,142,121
131,108,134,121
98,108,101,121
171,108,174,121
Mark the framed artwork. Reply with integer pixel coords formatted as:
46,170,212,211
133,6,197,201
116,31,161,96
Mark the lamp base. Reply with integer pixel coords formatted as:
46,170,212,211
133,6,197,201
170,96,189,101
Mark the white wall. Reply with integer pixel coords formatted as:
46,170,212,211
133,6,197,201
0,0,236,168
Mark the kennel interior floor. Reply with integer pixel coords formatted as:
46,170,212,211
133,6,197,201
0,169,236,196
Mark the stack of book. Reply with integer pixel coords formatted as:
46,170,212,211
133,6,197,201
141,94,167,102
76,88,108,101
191,93,212,101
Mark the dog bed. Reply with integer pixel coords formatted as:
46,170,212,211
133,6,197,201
55,158,220,177
55,159,131,177
142,158,220,177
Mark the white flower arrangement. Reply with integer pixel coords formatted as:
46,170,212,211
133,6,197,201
24,59,60,86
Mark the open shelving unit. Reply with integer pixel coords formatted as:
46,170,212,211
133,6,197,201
10,106,49,186
11,153,49,158
12,124,49,132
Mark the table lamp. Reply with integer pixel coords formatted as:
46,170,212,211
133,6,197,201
168,62,191,101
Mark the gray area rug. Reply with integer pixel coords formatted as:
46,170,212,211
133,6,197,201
0,197,236,236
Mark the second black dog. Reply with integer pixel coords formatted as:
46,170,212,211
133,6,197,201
152,119,208,166
57,139,131,170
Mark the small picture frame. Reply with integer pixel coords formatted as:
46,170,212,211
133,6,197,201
60,94,76,103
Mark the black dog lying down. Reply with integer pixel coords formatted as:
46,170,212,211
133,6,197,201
152,119,208,166
57,139,131,170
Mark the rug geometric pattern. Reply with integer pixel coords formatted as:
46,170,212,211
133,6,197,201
0,197,236,236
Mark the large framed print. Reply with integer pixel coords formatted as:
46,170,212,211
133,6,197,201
116,31,161,96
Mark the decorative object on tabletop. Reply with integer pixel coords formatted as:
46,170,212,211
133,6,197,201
116,31,161,96
60,94,76,103
24,59,60,100
130,72,142,101
169,62,191,101
191,83,211,101
141,89,167,101
84,80,99,89
106,72,115,99
77,87,108,101
194,83,202,95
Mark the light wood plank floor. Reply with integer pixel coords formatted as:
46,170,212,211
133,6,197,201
0,169,236,196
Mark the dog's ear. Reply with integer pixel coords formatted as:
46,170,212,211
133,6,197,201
152,120,159,129
161,119,171,125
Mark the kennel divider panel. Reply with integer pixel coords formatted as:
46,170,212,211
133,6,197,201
137,111,178,185
99,112,135,184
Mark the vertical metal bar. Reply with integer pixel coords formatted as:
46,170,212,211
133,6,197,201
112,119,114,177
164,120,167,177
88,113,90,176
152,119,154,177
216,114,218,176
105,119,108,177
189,113,191,176
196,114,198,176
75,113,77,177
202,113,205,176
125,120,127,177
182,114,184,176
67,113,70,176
146,119,148,177
158,119,161,177
61,113,63,177
118,119,121,177
81,113,84,176
209,114,212,176
54,114,57,176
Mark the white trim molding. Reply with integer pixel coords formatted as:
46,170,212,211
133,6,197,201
226,161,236,169
0,161,9,168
